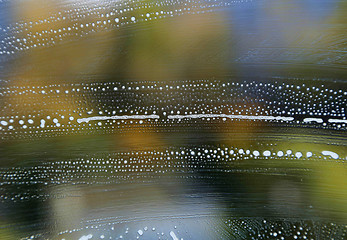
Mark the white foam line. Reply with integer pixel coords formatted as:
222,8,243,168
76,114,346,125
77,114,159,123
170,231,181,240
322,150,339,159
328,118,347,124
303,118,323,123
167,114,294,121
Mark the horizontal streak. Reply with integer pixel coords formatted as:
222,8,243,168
303,118,323,123
167,114,294,121
328,118,347,124
76,114,346,125
77,114,159,123
321,150,339,159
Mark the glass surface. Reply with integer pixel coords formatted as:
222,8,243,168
0,0,346,239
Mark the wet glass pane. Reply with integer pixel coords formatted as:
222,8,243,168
0,0,346,239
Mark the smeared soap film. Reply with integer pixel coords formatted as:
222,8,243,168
0,0,346,239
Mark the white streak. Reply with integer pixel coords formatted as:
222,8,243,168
168,114,294,121
303,118,323,123
170,231,181,240
79,234,92,240
77,114,159,123
322,151,339,159
328,119,347,124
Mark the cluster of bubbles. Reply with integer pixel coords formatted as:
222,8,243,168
21,215,347,239
0,145,343,203
0,79,345,140
54,220,193,240
67,227,182,240
224,218,346,240
0,0,250,56
22,224,184,240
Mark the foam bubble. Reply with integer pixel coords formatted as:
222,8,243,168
321,151,339,159
263,150,271,157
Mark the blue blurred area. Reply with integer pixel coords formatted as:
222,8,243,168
0,0,13,67
299,0,339,21
0,0,12,32
226,0,344,79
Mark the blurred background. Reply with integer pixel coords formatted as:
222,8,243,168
0,0,346,239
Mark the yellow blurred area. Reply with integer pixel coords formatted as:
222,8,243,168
312,163,347,221
269,140,347,222
126,11,229,80
0,224,20,240
13,0,116,79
